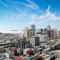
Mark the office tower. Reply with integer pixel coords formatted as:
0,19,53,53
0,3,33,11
24,27,28,37
53,28,58,39
21,37,26,49
47,25,51,38
27,29,34,37
44,28,47,33
24,25,35,38
47,30,51,38
35,37,39,46
28,25,35,35
47,25,51,30
30,34,47,47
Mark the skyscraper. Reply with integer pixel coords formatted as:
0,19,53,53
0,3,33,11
24,25,35,38
28,25,35,35
47,25,51,30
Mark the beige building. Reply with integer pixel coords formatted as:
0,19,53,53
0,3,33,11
0,46,5,53
23,25,35,38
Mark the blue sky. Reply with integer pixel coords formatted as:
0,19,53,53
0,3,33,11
0,0,60,33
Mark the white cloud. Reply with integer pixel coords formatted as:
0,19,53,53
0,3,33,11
45,5,51,12
38,11,60,21
1,4,60,33
7,0,40,13
3,4,60,24
16,0,40,11
29,5,60,24
3,5,60,25
26,0,40,10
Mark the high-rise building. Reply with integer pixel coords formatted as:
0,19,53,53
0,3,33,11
44,28,47,33
47,30,51,38
47,28,58,39
35,37,39,46
47,25,51,30
28,25,35,31
24,27,28,37
24,25,35,38
47,25,52,39
27,29,34,37
28,25,35,35
30,34,47,47
58,31,60,38
53,28,58,39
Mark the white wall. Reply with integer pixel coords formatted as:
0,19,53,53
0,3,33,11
30,34,47,47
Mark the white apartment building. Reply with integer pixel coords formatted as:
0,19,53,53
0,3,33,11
30,34,48,47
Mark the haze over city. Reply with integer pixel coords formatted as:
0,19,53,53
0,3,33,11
0,0,60,33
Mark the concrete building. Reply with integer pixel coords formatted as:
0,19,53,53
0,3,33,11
47,25,51,30
47,29,58,39
53,28,58,39
23,25,35,38
28,25,35,33
58,31,60,38
24,27,28,37
27,29,34,37
0,46,5,53
30,34,48,47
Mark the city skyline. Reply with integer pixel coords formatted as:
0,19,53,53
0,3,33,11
0,0,60,33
